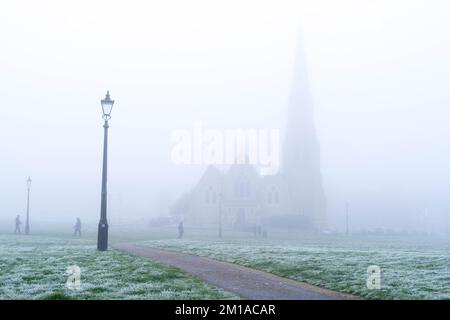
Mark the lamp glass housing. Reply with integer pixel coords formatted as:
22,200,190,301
101,91,114,119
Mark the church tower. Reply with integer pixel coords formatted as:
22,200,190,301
281,35,327,229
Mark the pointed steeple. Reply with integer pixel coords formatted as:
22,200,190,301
281,31,327,229
284,32,315,156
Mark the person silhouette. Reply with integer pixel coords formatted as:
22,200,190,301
14,215,21,234
73,217,82,237
178,221,184,239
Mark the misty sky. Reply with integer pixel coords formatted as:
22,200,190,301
1,0,450,232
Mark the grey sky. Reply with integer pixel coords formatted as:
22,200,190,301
1,0,449,232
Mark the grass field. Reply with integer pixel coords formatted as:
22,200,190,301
2,223,450,300
138,231,450,300
0,235,236,300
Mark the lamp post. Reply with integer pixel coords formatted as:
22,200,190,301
97,90,114,251
25,176,32,235
218,193,222,238
345,202,349,236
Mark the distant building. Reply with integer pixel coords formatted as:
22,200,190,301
171,37,327,231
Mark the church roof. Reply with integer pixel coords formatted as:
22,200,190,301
194,165,224,189
226,161,260,178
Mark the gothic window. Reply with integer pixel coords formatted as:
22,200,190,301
268,187,279,205
234,181,239,197
206,186,215,204
237,180,250,198
244,181,250,197
239,182,245,197
205,190,210,203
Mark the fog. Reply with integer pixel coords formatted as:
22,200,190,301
1,0,450,233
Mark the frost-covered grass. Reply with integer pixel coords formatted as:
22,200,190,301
139,234,450,299
0,235,236,300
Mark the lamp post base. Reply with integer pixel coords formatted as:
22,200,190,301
97,222,108,251
25,225,29,235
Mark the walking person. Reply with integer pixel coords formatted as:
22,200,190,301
73,217,82,237
178,221,184,239
14,215,21,234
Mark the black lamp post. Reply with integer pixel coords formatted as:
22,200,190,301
25,176,32,235
97,90,114,251
218,193,222,238
346,202,349,236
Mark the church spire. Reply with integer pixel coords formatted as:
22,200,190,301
281,31,327,229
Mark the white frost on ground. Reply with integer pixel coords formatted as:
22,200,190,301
0,235,236,300
140,235,450,299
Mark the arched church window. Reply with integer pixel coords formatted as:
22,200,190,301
274,191,279,204
206,186,214,204
268,187,278,205
244,181,250,197
268,192,272,204
237,180,250,198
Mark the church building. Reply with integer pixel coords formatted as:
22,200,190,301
170,38,327,231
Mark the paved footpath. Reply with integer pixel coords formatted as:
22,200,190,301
113,243,359,300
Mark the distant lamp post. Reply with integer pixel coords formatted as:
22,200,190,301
25,176,32,235
97,90,114,251
346,202,349,236
218,193,223,238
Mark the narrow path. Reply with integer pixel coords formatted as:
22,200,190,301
113,243,358,300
